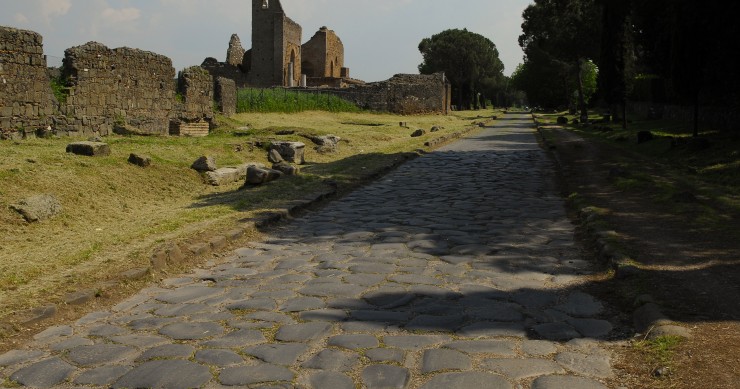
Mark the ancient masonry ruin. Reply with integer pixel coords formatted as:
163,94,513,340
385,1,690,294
0,26,224,139
201,0,451,114
1,1,451,138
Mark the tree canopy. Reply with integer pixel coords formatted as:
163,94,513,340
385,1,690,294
418,29,504,109
516,0,740,133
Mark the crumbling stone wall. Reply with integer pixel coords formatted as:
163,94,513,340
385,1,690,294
177,66,214,120
215,77,237,116
201,57,249,88
302,27,345,79
226,34,246,67
304,73,451,115
0,26,56,135
59,42,176,136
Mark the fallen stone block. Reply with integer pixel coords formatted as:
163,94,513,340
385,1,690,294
10,194,62,222
120,268,150,280
128,153,152,167
272,162,300,176
411,129,426,137
64,290,96,305
191,156,217,172
268,149,284,163
205,167,241,186
20,304,57,325
66,141,110,157
246,166,284,185
270,141,305,165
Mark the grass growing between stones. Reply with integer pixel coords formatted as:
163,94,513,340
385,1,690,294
0,108,496,338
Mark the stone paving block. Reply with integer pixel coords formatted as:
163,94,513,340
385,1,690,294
383,335,451,350
9,357,76,388
279,297,326,312
275,322,333,342
443,340,517,356
361,364,411,389
365,348,405,363
155,285,224,304
112,360,212,388
200,329,267,348
533,322,582,341
555,351,614,379
420,372,513,389
74,365,131,386
405,314,466,332
482,358,565,380
303,371,355,389
302,349,360,371
421,348,472,373
50,336,94,352
328,334,380,350
531,375,608,389
220,363,295,386
457,321,527,338
522,340,558,356
244,343,310,365
159,321,225,340
194,349,244,367
66,344,138,367
137,344,196,361
0,350,46,367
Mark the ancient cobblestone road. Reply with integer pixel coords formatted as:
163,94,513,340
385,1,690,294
1,113,617,388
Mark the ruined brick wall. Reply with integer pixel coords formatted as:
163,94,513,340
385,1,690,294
215,77,237,116
177,66,214,121
0,26,56,135
387,73,450,115
302,27,345,79
60,42,176,136
201,57,249,88
280,17,302,87
302,72,450,114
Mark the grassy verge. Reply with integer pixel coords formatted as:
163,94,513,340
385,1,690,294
534,111,740,232
0,108,497,329
237,88,360,113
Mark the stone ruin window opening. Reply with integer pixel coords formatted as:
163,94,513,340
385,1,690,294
262,0,269,9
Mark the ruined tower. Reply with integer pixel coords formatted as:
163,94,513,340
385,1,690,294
249,0,302,87
302,26,346,79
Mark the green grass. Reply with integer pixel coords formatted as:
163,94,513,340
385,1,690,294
635,335,685,368
237,88,361,113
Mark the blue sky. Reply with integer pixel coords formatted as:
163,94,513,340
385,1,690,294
1,0,531,82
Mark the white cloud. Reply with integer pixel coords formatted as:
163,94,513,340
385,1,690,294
41,0,72,21
14,13,30,24
101,7,141,24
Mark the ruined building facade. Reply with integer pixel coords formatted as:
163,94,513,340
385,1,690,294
202,0,353,88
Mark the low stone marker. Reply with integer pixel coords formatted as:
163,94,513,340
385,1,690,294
66,141,110,157
304,134,341,153
272,162,300,176
191,156,217,172
411,129,426,137
205,163,265,186
246,166,283,185
128,153,152,167
270,142,305,165
10,194,62,222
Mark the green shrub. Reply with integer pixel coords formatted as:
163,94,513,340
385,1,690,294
237,88,360,113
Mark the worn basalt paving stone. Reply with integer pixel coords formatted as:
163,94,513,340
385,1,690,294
0,114,619,388
361,364,411,389
112,360,212,388
10,357,76,388
219,363,294,386
420,372,513,389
